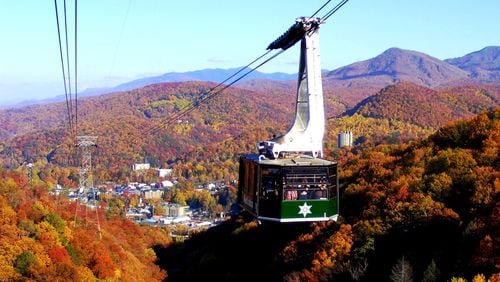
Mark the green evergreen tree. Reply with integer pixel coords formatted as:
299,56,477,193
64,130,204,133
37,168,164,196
422,259,440,282
14,251,36,275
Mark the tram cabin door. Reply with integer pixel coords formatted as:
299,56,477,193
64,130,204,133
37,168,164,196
259,166,282,219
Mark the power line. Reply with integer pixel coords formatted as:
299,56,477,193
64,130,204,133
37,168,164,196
54,0,81,141
108,0,133,79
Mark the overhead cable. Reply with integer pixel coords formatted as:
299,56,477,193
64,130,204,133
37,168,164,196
135,0,350,140
320,0,349,22
138,49,276,138
310,0,333,18
54,0,74,135
63,0,74,134
74,0,78,138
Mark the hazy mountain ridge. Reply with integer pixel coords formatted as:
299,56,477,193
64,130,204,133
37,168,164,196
242,46,500,113
445,46,500,82
0,47,498,169
108,46,499,99
7,46,498,109
110,67,297,93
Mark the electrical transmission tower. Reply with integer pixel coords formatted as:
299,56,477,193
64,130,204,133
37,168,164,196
74,135,101,239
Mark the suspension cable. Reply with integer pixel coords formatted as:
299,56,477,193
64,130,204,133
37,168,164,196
74,0,78,139
54,0,73,135
148,49,284,137
310,0,333,18
54,0,80,142
63,0,74,132
131,0,350,142
136,49,276,139
320,0,349,22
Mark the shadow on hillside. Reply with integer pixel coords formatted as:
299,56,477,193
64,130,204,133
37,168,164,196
153,216,332,282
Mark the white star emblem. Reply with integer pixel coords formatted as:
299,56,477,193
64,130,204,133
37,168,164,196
298,202,312,217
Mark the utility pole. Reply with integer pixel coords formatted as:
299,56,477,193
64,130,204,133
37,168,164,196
74,136,101,239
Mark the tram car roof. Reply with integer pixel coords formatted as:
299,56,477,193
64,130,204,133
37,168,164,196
242,153,337,167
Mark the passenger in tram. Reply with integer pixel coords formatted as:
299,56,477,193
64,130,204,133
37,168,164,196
285,189,298,200
298,190,309,199
313,189,325,199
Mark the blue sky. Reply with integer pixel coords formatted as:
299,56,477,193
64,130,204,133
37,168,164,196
1,0,499,105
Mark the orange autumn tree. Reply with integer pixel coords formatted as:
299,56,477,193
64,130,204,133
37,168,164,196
0,168,170,281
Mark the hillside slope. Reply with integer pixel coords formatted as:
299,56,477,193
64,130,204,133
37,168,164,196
351,82,499,128
0,81,296,175
1,80,498,177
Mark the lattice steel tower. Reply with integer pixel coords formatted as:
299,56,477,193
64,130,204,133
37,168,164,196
77,136,98,190
74,135,101,238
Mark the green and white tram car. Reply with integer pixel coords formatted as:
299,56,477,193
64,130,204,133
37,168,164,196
238,154,338,222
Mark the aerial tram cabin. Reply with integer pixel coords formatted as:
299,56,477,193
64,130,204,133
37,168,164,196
238,154,338,222
237,17,340,223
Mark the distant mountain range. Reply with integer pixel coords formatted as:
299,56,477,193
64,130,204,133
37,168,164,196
82,46,500,104
109,45,500,90
10,46,500,108
326,47,470,87
445,46,500,82
70,68,296,103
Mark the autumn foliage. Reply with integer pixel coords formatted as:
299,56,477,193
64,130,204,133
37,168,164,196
0,81,497,187
0,170,170,281
155,107,499,281
0,78,498,281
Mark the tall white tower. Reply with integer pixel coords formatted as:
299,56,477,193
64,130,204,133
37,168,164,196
257,17,325,159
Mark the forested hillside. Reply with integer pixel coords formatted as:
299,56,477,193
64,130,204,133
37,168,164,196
0,80,497,186
0,170,171,280
156,107,499,282
352,82,499,128
1,105,497,281
0,81,293,184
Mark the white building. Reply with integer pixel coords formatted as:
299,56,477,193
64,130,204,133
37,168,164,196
132,163,150,171
142,189,164,200
158,168,173,178
161,180,174,188
338,131,353,148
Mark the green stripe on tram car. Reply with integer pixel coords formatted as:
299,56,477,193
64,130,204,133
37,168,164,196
281,198,338,220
